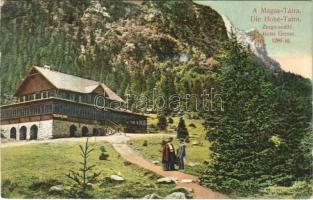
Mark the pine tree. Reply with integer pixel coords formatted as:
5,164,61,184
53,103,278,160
177,117,189,139
66,139,101,198
157,114,167,131
201,35,280,195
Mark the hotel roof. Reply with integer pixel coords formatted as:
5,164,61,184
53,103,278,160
15,66,125,103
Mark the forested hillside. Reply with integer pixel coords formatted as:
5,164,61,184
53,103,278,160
1,0,227,105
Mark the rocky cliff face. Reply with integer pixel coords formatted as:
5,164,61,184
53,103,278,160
222,16,281,70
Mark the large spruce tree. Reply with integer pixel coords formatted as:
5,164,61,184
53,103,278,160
201,35,312,196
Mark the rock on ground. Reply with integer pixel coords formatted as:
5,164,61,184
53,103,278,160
171,187,189,194
180,179,193,183
157,177,176,184
171,187,193,198
110,175,125,182
49,185,64,192
165,192,187,199
152,160,159,165
143,193,162,199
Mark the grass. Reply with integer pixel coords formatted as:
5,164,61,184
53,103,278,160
1,141,175,198
129,114,212,176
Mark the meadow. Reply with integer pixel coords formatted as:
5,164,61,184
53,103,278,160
129,114,211,176
1,141,175,198
129,114,313,198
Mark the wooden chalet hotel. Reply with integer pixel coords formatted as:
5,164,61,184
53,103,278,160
1,66,147,140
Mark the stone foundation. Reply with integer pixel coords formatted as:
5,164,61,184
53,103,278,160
52,120,103,138
1,120,53,140
1,119,121,141
1,119,146,141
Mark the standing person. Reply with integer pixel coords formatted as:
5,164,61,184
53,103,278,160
167,137,176,170
176,139,186,170
162,137,176,171
161,139,168,171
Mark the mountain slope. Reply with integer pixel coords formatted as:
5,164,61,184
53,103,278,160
0,0,228,103
0,0,307,107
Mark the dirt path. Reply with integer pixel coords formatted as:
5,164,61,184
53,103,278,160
1,134,226,198
110,135,226,199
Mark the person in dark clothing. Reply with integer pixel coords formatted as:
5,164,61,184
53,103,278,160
162,137,176,171
176,139,186,170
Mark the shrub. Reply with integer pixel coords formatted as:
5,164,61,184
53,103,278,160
261,181,312,199
99,153,109,160
1,180,17,197
29,179,61,191
143,140,148,147
157,114,167,130
99,145,109,160
100,146,106,152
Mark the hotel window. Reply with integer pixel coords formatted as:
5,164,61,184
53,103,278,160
19,96,24,102
71,93,75,101
48,90,55,97
42,91,47,98
74,94,79,102
65,92,70,99
35,93,41,99
28,94,34,101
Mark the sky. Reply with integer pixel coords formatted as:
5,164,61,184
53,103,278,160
196,1,312,79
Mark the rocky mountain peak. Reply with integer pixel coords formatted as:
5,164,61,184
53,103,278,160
222,16,281,70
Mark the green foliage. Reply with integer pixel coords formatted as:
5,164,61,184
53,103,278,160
167,117,174,124
66,139,101,198
142,140,148,147
99,145,109,160
157,114,167,130
0,0,227,109
201,34,312,197
177,117,189,139
100,146,106,153
261,181,312,199
128,117,211,176
2,142,174,198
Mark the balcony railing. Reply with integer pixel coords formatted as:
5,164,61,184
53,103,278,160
1,99,146,126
